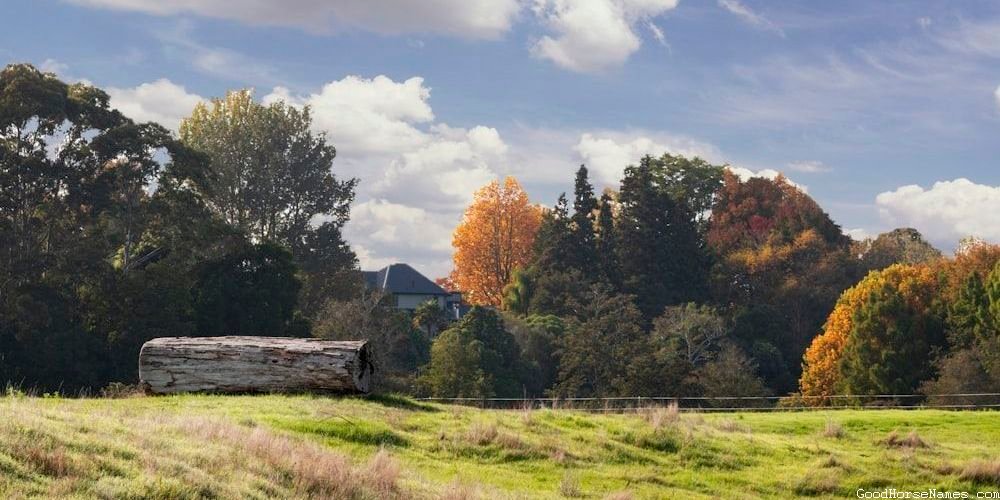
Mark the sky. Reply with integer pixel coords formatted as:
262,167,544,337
3,0,1000,278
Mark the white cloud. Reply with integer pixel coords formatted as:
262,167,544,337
726,165,806,191
718,0,784,37
574,131,722,186
265,75,510,277
786,160,831,173
995,84,1000,110
875,178,1000,247
155,24,280,85
266,76,433,157
844,228,871,241
346,199,456,276
647,21,667,46
39,58,69,75
107,79,204,131
531,0,679,73
66,0,521,39
917,17,932,30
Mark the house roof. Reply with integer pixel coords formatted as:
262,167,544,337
362,263,448,296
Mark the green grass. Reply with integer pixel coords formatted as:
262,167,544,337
2,393,1000,498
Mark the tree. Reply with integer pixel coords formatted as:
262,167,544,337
729,305,795,394
193,242,306,338
179,90,359,311
525,192,593,318
946,271,990,349
567,165,599,277
0,64,220,391
651,303,728,366
799,264,942,402
553,286,654,397
502,267,533,315
708,171,856,381
504,313,564,397
413,299,450,338
920,349,998,406
647,153,725,233
617,156,710,322
838,282,943,396
696,344,770,406
420,307,523,397
854,228,941,274
595,191,620,287
451,177,541,306
313,290,429,392
420,327,488,398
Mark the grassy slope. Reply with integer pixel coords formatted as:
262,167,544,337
2,394,1000,499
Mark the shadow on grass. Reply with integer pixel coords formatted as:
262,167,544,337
271,419,409,448
355,394,440,413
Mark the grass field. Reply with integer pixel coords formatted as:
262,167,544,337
2,393,1000,499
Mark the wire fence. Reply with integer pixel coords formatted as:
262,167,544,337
415,393,1000,413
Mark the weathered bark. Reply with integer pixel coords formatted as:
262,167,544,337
139,336,374,394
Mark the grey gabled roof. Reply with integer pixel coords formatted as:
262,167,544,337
362,263,447,295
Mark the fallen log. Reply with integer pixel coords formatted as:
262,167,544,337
139,336,374,395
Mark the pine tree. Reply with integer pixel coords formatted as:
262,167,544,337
837,282,943,396
947,271,989,349
567,165,599,278
838,284,914,395
596,192,620,288
616,156,710,322
531,194,573,273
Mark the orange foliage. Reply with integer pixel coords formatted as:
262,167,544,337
434,277,459,293
451,177,542,307
938,240,1000,303
799,264,939,402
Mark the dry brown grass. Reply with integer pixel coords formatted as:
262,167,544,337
9,438,73,477
819,454,851,470
520,401,536,426
643,402,679,431
793,469,840,495
441,480,483,500
603,490,635,500
715,418,750,433
465,422,500,446
176,416,408,499
464,421,526,451
881,430,929,449
822,420,846,439
0,399,410,499
559,472,583,497
959,459,1000,486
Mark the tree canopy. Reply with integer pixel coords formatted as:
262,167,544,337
451,177,541,306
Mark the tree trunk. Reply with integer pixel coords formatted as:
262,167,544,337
139,336,374,394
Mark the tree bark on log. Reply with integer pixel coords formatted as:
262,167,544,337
139,336,374,395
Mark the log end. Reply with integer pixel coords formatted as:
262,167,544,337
352,341,374,394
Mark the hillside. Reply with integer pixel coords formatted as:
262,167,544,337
2,393,1000,499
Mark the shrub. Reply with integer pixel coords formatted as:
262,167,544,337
559,473,583,498
822,421,846,439
881,430,928,449
643,402,679,431
959,460,1000,486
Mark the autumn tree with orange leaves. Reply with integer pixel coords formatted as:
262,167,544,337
799,263,942,403
451,177,542,306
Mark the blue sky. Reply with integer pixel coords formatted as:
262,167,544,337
3,0,1000,277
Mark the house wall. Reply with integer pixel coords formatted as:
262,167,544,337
395,294,445,310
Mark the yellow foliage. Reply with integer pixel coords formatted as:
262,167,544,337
799,264,938,403
451,177,541,306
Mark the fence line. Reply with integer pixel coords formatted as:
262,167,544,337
414,393,1000,412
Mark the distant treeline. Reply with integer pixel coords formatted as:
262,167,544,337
3,63,997,402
